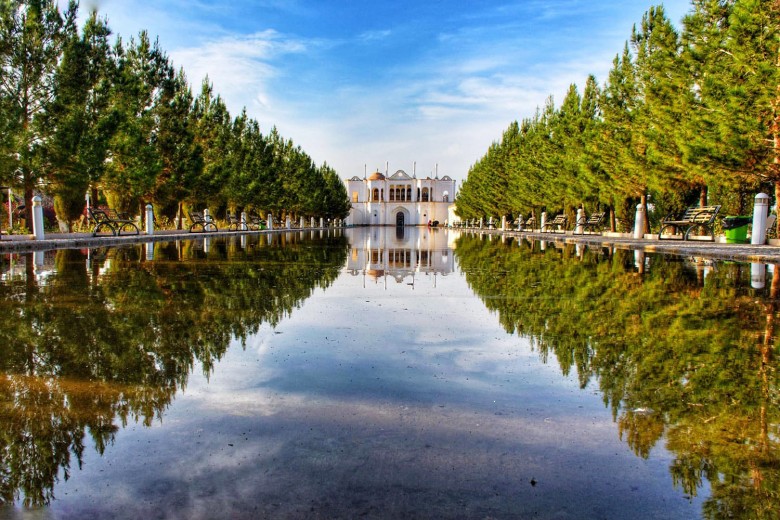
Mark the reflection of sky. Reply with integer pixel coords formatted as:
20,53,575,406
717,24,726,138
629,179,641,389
29,240,706,519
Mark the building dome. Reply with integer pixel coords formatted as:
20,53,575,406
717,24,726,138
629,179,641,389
368,171,385,181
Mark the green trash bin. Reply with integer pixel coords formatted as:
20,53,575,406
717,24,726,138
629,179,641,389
722,216,751,244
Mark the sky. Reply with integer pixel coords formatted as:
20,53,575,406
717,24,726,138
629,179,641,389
75,0,693,185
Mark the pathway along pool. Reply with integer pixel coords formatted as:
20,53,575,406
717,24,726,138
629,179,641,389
0,227,776,519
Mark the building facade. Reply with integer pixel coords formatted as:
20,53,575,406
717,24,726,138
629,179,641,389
344,169,456,226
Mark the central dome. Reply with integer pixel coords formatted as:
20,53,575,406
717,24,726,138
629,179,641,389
368,171,385,181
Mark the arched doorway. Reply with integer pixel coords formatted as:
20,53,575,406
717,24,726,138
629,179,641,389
396,211,405,226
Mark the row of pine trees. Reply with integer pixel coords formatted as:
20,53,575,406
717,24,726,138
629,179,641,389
455,1,779,232
0,1,351,232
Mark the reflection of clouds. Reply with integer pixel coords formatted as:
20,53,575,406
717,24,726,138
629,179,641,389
54,392,689,519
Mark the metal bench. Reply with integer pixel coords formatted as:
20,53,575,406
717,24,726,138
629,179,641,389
658,205,721,241
573,212,607,235
226,213,246,231
87,208,140,237
188,211,218,232
541,213,568,233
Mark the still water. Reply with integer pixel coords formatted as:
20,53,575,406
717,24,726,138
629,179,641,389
0,227,777,519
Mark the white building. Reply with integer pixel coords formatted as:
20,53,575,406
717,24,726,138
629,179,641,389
344,169,456,226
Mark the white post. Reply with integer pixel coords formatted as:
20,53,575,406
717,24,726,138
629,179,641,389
501,216,507,231
300,216,305,228
204,237,211,253
204,208,211,223
310,217,315,228
633,204,646,239
540,212,547,232
241,211,247,231
145,204,154,235
575,208,584,234
479,218,483,229
268,213,273,230
286,216,291,229
145,242,154,261
752,193,770,245
320,217,324,228
32,196,44,240
517,214,523,231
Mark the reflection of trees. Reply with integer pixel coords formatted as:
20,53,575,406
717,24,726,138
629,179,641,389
454,234,780,519
0,232,347,506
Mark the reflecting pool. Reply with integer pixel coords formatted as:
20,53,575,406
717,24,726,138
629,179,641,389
0,228,778,519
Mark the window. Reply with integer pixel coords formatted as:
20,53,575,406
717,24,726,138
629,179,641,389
422,188,429,202
352,192,359,202
372,188,379,201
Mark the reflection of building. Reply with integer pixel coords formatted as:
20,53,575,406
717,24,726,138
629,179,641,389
346,227,454,285
344,169,456,226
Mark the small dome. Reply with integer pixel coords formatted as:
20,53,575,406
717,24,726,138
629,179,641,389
368,171,385,181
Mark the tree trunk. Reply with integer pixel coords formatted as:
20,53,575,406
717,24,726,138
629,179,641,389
699,185,708,207
640,193,650,234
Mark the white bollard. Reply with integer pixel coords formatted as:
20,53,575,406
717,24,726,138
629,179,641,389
752,193,770,245
320,217,324,228
311,217,315,228
241,211,247,231
286,217,291,229
204,208,211,224
575,208,584,234
517,214,523,231
300,216,305,228
145,204,154,235
633,204,646,239
479,218,483,229
267,213,274,230
145,242,154,261
540,212,547,232
32,196,44,240
501,216,507,231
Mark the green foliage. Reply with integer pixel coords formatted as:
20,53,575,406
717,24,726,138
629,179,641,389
457,0,780,225
0,2,349,228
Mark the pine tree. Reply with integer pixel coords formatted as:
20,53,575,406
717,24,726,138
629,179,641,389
0,0,77,224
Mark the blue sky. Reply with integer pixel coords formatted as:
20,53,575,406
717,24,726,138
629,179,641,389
79,0,692,184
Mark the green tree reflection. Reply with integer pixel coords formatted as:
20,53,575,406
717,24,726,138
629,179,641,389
0,232,347,506
454,234,779,519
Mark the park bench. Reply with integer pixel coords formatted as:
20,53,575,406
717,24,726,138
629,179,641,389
541,213,568,233
573,212,607,235
87,207,140,237
226,213,246,232
188,211,218,233
521,215,536,231
658,205,721,241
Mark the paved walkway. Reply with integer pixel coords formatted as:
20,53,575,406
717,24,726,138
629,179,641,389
2,227,780,263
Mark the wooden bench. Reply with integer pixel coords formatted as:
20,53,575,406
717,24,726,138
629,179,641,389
87,207,140,237
188,211,218,232
573,212,607,235
541,214,568,233
658,205,721,241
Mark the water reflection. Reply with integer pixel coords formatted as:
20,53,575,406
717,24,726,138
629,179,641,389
1,229,779,518
346,226,454,287
0,231,348,507
454,233,780,519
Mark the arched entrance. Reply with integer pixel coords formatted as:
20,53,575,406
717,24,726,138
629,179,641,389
396,211,405,226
